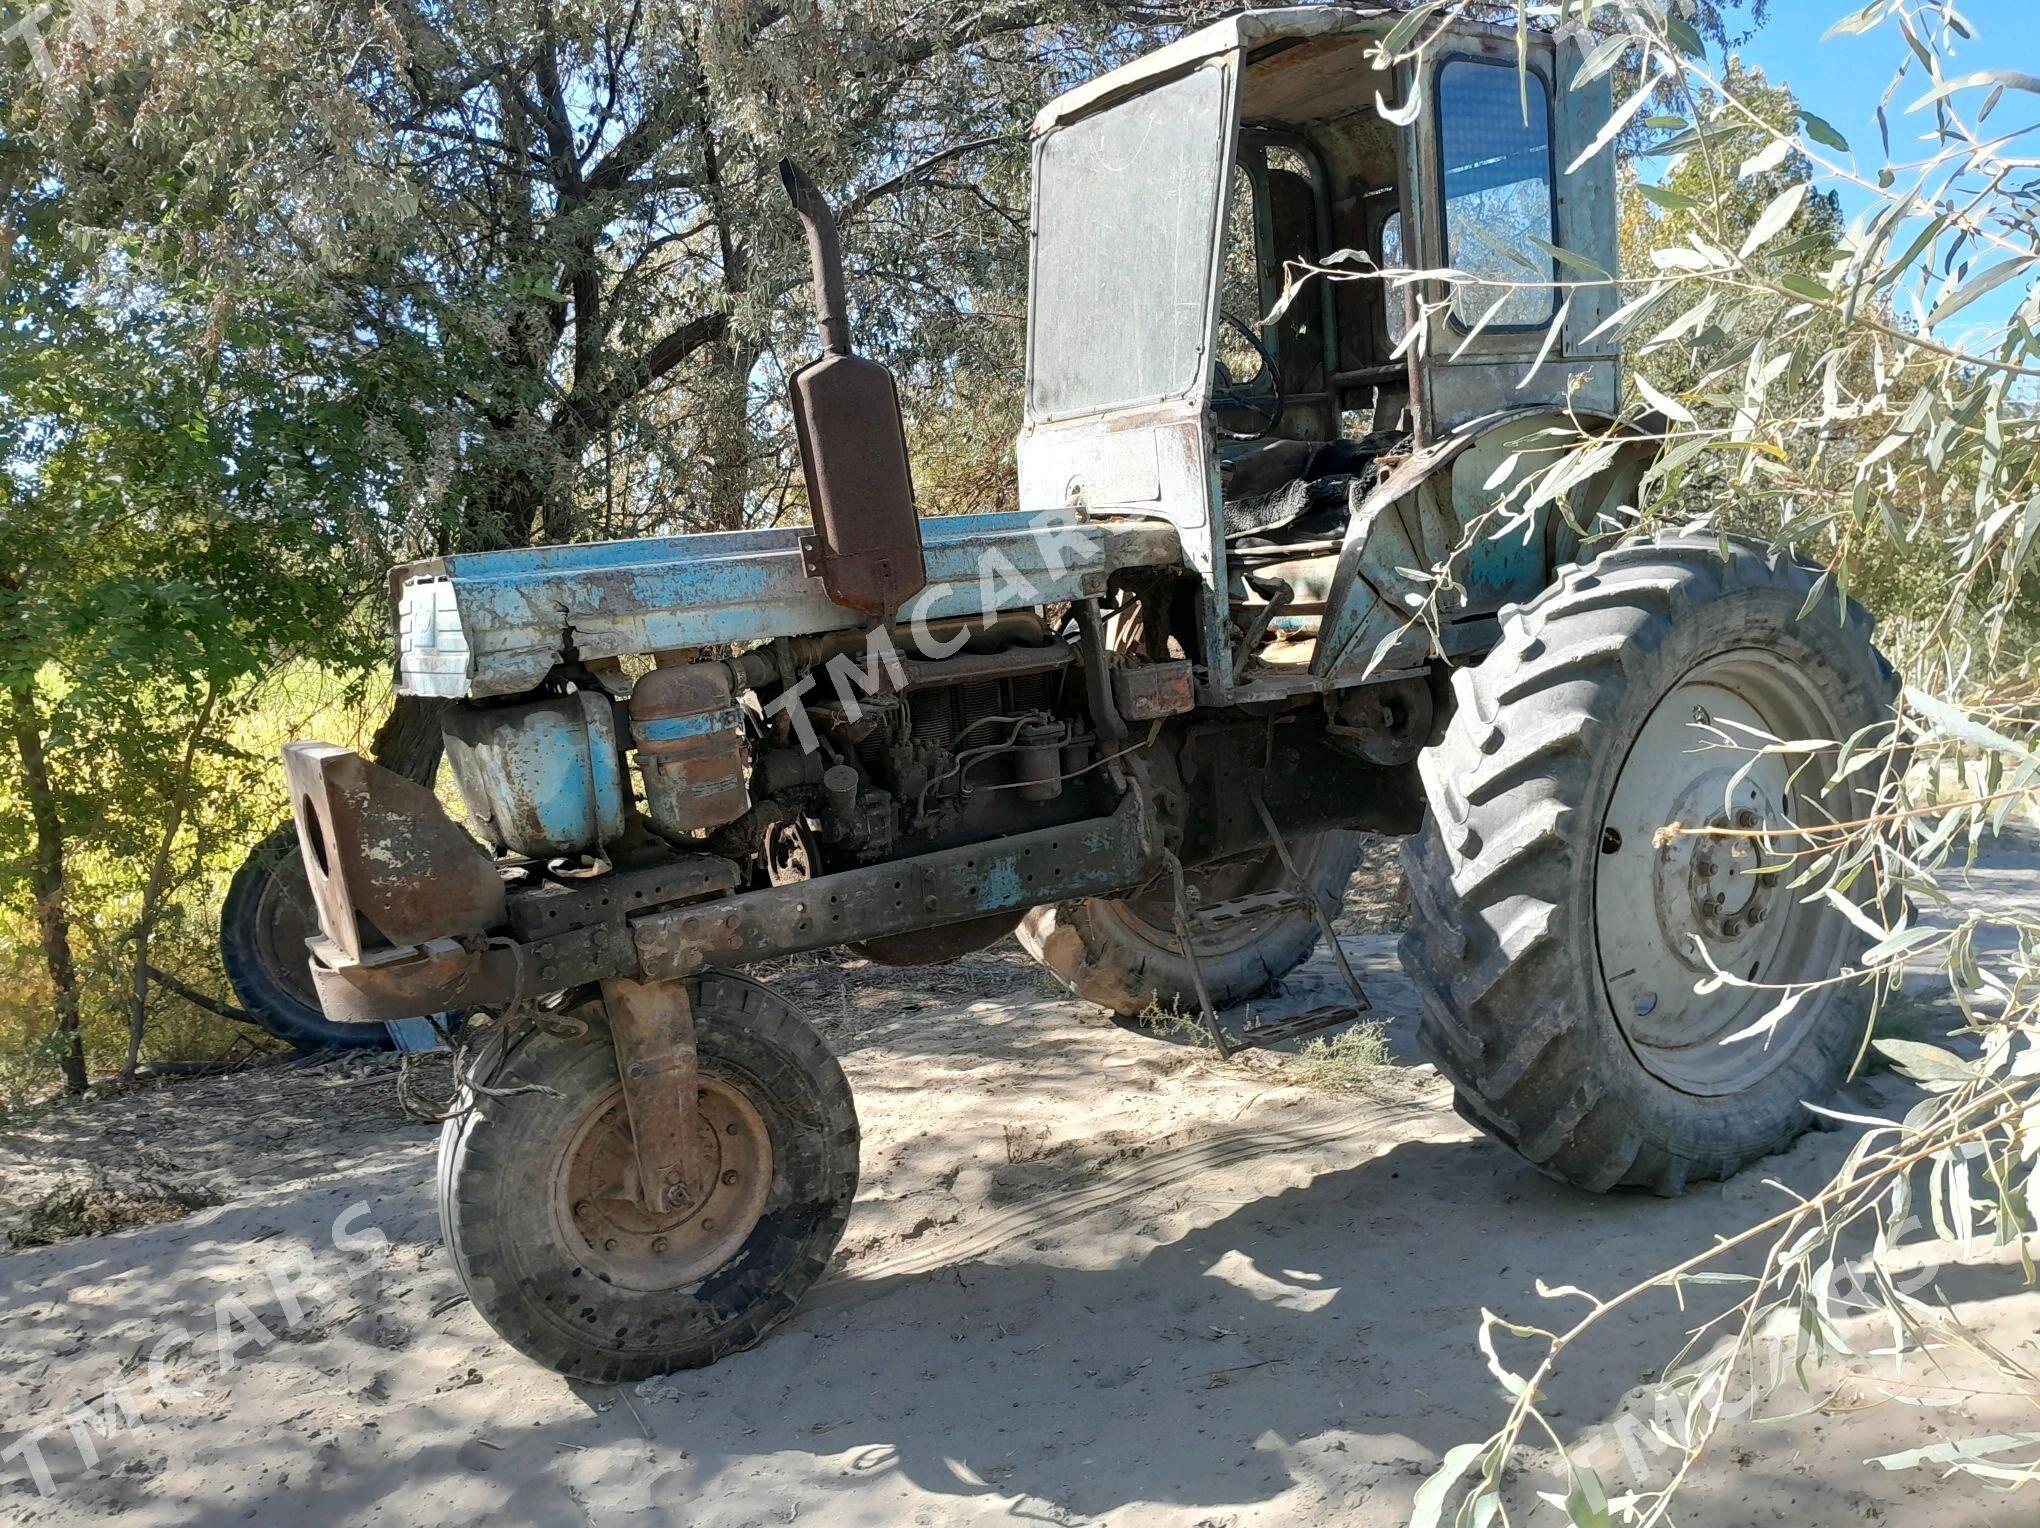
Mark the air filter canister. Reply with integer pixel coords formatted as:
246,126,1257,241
630,663,751,836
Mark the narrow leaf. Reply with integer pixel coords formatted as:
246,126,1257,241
1908,69,2040,114
1926,255,2034,327
1740,183,1809,258
1798,109,1850,152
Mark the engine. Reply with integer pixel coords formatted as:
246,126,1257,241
437,613,1114,903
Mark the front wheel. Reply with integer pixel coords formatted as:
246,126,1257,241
221,822,390,1052
1401,536,1898,1194
1020,832,1363,1018
438,974,859,1380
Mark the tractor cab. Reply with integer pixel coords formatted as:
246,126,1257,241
1017,6,1620,694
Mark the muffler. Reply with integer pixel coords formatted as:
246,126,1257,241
780,159,927,619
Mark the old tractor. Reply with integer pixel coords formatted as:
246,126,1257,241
277,7,1895,1380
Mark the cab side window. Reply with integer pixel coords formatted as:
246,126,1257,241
1436,57,1558,327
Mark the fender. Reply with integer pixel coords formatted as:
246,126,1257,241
1312,405,1666,682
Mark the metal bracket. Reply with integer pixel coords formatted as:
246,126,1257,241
1162,848,1234,1059
600,976,705,1214
1250,785,1372,1018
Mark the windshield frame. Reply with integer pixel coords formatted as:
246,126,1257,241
1022,59,1241,427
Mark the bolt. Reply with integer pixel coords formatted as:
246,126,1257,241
1695,858,1715,878
1723,919,1742,937
604,1238,618,1252
574,1200,592,1219
1745,904,1763,925
726,1122,740,1136
701,1219,715,1232
721,1169,739,1187
652,1237,669,1255
1736,809,1759,830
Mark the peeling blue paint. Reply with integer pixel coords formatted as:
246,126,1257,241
977,861,1024,909
396,514,1184,699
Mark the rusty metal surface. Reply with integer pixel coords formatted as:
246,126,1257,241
303,921,632,1025
1112,661,1196,721
559,1075,771,1288
783,160,927,618
504,855,738,941
633,792,1157,981
601,976,706,1213
897,643,1074,689
631,662,751,835
284,743,505,962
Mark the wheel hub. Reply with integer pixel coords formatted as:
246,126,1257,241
556,1079,771,1290
1595,653,1838,1095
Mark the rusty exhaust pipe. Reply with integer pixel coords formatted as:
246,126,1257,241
780,158,927,619
782,160,853,360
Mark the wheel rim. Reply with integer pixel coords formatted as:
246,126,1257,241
252,849,322,1010
1595,648,1845,1095
552,1077,773,1291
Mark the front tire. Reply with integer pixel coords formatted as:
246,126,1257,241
1401,536,1898,1194
221,822,389,1052
1020,832,1363,1018
438,974,859,1380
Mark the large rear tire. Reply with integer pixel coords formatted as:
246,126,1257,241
1019,832,1364,1018
438,974,859,1380
1401,535,1898,1194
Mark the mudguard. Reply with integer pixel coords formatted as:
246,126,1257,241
1312,406,1664,682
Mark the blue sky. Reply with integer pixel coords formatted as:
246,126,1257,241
1735,0,2038,340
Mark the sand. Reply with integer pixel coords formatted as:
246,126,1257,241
3,837,2035,1526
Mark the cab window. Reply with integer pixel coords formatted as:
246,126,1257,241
1436,57,1557,327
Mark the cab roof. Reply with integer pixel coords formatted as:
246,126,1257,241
1030,5,1538,137
1031,6,1396,136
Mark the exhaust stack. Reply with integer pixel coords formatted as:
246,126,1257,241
780,159,927,619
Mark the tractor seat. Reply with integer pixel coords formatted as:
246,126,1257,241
1219,432,1402,546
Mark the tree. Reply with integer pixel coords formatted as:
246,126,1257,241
17,1,1238,775
0,119,362,1091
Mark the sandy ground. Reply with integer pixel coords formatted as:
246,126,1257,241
3,836,2037,1526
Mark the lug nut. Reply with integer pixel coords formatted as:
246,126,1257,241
721,1170,739,1187
574,1200,592,1219
1736,809,1759,829
604,1238,618,1252
1695,858,1715,878
652,1237,669,1254
726,1122,740,1136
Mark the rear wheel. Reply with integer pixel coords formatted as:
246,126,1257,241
1020,832,1363,1018
1401,535,1898,1194
438,974,858,1380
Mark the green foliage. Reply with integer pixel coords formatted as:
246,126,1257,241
1290,1022,1393,1088
0,114,368,1097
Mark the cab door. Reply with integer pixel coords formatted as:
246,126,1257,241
1409,34,1618,437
